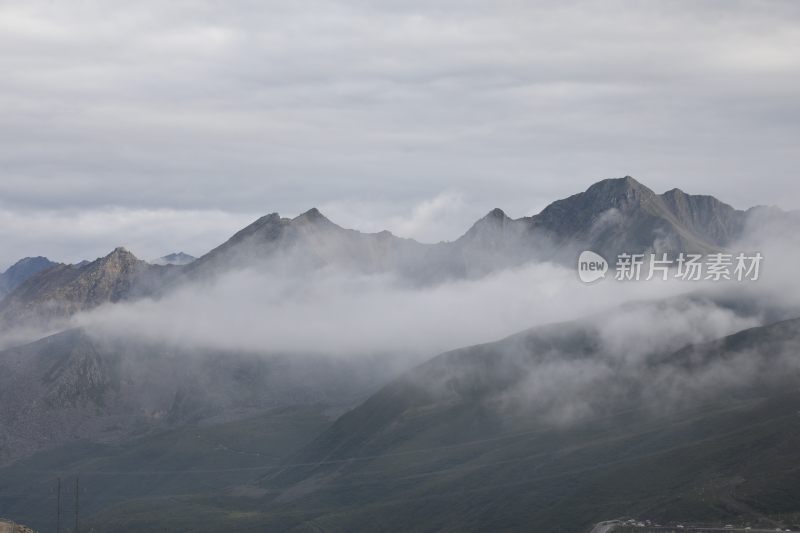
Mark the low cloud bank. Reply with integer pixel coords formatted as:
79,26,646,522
75,256,798,366
77,260,707,359
493,299,770,427
65,209,800,428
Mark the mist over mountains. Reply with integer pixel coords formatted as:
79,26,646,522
2,176,800,532
151,252,196,266
243,315,800,533
2,1,798,531
0,176,791,337
0,329,395,466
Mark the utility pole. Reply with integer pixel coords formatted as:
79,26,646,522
74,476,80,533
56,477,61,533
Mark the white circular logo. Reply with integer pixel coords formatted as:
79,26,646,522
578,250,608,283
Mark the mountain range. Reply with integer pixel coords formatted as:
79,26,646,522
86,313,800,533
0,293,791,533
1,176,799,532
0,176,783,332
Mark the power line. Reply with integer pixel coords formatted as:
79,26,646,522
74,476,79,533
56,477,61,533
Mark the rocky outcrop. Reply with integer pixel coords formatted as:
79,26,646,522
0,248,167,328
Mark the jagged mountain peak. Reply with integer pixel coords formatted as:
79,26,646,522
580,175,657,207
217,212,286,247
0,256,58,298
460,207,511,235
376,229,397,240
523,175,750,256
658,186,745,247
615,174,644,187
456,207,528,258
537,176,654,219
661,186,719,205
152,252,196,266
530,176,655,238
292,207,336,228
71,246,148,286
106,246,135,258
92,247,143,269
183,209,345,276
2,256,56,278
485,207,509,220
467,208,512,231
298,206,324,218
661,186,686,197
229,212,284,237
254,212,282,225
3,256,54,273
659,185,736,209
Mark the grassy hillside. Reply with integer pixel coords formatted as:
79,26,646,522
82,318,800,532
0,405,332,532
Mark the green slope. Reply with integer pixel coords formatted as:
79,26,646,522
0,405,332,532
83,317,800,532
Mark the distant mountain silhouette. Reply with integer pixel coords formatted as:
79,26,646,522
0,256,56,298
152,252,196,265
183,176,768,282
1,176,788,328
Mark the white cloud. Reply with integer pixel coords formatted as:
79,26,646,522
76,260,712,358
389,192,466,242
320,191,477,243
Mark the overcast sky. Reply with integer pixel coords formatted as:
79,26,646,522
1,0,798,267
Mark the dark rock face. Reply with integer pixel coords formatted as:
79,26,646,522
659,187,745,247
450,176,758,271
524,176,748,258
